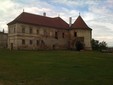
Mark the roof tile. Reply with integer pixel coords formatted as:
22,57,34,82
71,15,91,30
8,12,69,29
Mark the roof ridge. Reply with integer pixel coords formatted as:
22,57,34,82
22,12,55,19
8,12,69,29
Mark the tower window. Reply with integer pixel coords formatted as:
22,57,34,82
74,32,77,37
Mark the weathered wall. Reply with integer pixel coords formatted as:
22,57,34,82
69,29,92,50
8,23,69,50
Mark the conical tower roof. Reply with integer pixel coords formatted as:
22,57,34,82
71,15,91,30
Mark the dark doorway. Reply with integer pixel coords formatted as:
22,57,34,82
75,41,84,51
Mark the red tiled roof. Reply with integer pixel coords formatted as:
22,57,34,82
71,15,91,30
8,12,69,29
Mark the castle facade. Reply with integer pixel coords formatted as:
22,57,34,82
7,12,92,50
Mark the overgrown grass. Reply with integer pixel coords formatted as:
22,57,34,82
0,49,113,85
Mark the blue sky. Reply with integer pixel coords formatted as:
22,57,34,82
0,0,113,46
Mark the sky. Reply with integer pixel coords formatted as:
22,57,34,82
0,0,113,46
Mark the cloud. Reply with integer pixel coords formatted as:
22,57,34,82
0,0,16,32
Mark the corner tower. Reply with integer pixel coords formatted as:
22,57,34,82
69,15,92,50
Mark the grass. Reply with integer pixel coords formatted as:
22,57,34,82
0,49,113,85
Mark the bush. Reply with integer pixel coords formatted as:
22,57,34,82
91,39,107,51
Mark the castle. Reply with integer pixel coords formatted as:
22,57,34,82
7,12,92,50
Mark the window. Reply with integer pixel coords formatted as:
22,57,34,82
62,32,65,38
29,28,32,34
30,40,32,45
37,29,39,34
14,28,15,33
55,32,58,39
37,40,39,46
74,32,77,37
22,39,25,45
22,27,25,33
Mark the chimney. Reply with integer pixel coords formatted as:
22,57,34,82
69,17,72,27
43,12,46,16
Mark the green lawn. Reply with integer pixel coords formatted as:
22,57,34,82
0,49,113,85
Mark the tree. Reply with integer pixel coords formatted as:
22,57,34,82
91,39,107,51
99,41,107,50
91,39,99,50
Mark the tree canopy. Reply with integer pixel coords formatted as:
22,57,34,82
91,39,107,51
